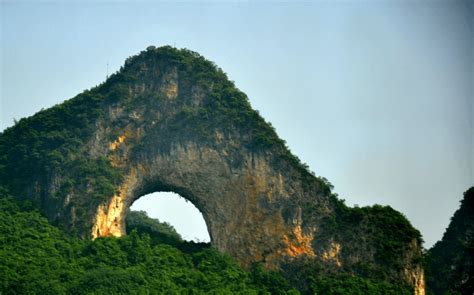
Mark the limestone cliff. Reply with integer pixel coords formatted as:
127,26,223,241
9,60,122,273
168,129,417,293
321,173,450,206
0,46,424,292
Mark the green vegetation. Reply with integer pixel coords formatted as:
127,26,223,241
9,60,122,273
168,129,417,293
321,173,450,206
0,193,416,294
0,195,298,294
0,89,123,235
0,91,107,190
425,187,474,295
125,210,183,246
309,274,412,295
336,203,422,269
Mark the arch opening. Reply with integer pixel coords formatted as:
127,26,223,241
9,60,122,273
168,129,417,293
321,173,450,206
128,192,211,243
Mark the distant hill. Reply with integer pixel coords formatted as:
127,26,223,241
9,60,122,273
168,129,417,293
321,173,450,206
426,187,474,295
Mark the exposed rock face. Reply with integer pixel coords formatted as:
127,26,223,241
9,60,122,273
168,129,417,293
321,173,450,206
93,141,322,269
0,46,424,292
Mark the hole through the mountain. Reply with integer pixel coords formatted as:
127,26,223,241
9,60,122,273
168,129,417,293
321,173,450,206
128,192,210,243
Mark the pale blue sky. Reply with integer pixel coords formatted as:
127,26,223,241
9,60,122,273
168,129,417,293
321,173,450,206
1,1,472,247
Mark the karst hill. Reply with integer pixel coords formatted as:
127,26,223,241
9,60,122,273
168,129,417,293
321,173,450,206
0,46,424,293
426,187,474,294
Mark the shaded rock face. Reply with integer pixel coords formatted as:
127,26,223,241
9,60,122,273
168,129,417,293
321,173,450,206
0,46,424,292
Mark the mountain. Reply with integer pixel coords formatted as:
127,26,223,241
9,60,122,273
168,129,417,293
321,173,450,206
0,46,423,293
426,187,474,294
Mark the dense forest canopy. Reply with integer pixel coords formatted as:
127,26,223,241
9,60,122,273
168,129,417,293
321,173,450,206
0,193,414,294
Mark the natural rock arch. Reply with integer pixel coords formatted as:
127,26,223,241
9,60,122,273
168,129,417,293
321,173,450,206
93,136,321,268
0,46,424,293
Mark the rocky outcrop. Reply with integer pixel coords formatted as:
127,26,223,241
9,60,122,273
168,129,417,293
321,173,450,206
0,46,424,292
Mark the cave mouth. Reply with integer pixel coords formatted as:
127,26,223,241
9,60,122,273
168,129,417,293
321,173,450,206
128,192,211,243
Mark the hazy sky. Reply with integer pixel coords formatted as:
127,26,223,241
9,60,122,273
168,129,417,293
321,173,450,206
1,1,472,247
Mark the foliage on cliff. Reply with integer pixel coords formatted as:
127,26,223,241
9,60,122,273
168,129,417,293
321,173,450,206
125,210,183,245
0,89,123,236
336,202,422,272
426,187,474,295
